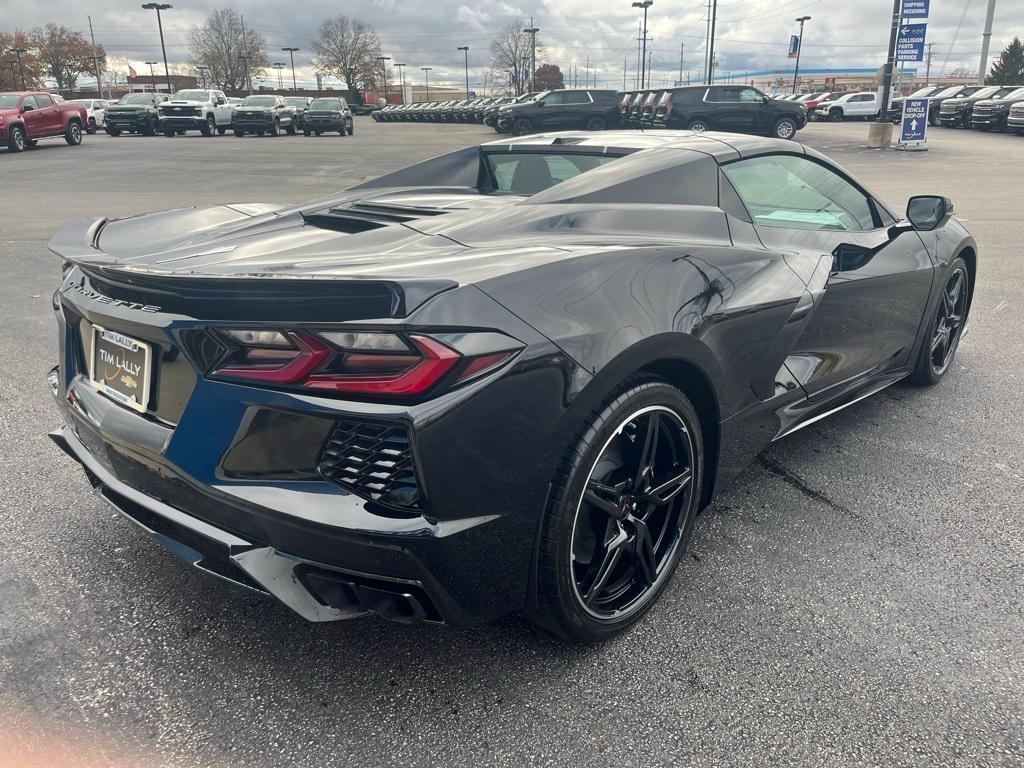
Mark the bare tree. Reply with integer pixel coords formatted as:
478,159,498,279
188,8,268,92
0,29,44,89
30,24,104,91
312,15,382,104
489,21,535,95
947,65,974,79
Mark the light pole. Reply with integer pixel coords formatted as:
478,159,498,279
273,62,285,90
196,65,209,89
239,55,252,95
706,0,718,85
458,46,470,98
11,46,27,90
792,16,811,94
631,1,652,89
141,3,173,96
394,63,406,102
523,20,539,93
145,61,157,92
421,67,432,101
281,47,299,93
377,55,391,101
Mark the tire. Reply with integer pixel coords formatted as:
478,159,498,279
233,130,244,137
217,126,227,135
527,381,704,642
585,116,606,131
106,127,122,137
256,129,265,137
346,120,354,136
87,117,97,134
7,124,26,152
929,111,939,127
64,120,83,146
200,116,214,136
686,118,709,132
909,257,970,386
142,118,157,137
164,127,176,137
773,116,798,140
304,129,311,136
512,117,533,136
314,130,321,136
828,108,843,122
268,119,279,137
285,122,296,136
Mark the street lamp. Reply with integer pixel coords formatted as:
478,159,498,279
421,67,432,101
457,46,470,98
377,55,391,101
11,46,27,90
140,3,173,96
196,64,209,89
272,62,286,90
631,1,652,89
281,47,299,93
239,55,252,95
394,63,406,103
792,16,811,94
523,22,539,93
144,61,157,92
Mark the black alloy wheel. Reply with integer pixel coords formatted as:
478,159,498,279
164,127,176,137
911,258,969,385
512,117,533,136
530,382,703,642
65,121,83,145
8,124,26,152
585,116,606,131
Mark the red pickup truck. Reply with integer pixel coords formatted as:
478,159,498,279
1,91,88,152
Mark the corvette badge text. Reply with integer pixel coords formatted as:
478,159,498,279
62,281,162,313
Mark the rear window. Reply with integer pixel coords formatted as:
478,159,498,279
485,153,618,195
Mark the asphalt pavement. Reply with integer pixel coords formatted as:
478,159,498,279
1,119,1022,767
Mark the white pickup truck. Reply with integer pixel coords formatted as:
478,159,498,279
814,92,880,121
156,89,234,136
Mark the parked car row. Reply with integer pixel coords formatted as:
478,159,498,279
373,96,517,124
619,85,807,139
1,91,87,152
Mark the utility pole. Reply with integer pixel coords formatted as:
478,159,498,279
421,67,431,101
273,62,285,90
145,61,157,92
458,46,470,98
925,42,933,83
623,58,628,90
704,0,712,84
377,55,391,100
239,14,251,93
87,17,104,99
394,63,406,102
635,23,642,89
282,47,299,93
792,16,811,94
678,42,684,86
706,0,718,86
523,19,539,93
632,1,653,90
11,47,26,90
977,0,997,84
141,4,173,96
647,49,653,88
585,53,590,89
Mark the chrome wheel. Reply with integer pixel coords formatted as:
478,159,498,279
930,266,968,376
570,405,695,619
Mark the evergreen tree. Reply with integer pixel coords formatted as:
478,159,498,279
986,36,1024,85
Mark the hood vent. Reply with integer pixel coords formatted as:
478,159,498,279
302,201,449,234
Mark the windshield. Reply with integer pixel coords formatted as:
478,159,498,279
0,94,20,109
242,96,277,107
908,87,936,97
172,90,211,101
972,87,1001,99
310,99,341,109
992,87,1021,99
68,99,92,106
118,94,154,104
485,152,618,196
284,98,308,107
1000,88,1024,100
932,86,961,98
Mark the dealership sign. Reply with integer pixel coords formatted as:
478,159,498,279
900,0,930,17
896,23,927,61
788,35,800,59
897,98,929,150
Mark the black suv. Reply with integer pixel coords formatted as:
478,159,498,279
652,85,806,139
938,85,1018,127
495,89,620,135
302,97,354,136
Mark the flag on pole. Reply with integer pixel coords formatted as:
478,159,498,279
129,65,138,78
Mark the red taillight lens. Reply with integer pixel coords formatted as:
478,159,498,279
210,329,518,399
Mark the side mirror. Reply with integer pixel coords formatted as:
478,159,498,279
906,195,953,231
536,100,545,107
21,104,34,112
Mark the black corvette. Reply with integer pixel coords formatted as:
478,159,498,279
48,131,975,641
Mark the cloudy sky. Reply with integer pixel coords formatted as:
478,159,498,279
5,0,1018,90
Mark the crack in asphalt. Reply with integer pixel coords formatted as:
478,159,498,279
756,454,851,513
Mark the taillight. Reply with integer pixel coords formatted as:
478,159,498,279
209,329,519,399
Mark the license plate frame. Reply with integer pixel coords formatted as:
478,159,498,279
89,324,152,413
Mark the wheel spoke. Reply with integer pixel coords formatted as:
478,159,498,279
931,328,947,354
583,487,620,517
947,271,963,307
633,413,660,488
584,523,627,604
627,516,658,587
640,468,692,505
941,290,954,319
